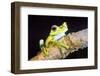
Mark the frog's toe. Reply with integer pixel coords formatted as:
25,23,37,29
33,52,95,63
43,49,49,56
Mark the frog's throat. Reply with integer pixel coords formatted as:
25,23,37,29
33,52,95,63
54,32,66,40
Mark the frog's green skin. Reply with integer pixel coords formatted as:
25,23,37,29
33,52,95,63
39,22,69,56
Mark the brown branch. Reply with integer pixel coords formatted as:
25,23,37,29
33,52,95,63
30,29,88,60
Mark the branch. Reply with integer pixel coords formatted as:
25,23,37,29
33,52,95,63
31,29,88,60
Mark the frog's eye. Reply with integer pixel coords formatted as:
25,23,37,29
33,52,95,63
51,25,57,31
52,27,56,31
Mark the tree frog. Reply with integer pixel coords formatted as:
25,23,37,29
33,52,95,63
39,22,69,56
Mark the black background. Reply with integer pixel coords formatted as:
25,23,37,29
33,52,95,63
28,15,88,60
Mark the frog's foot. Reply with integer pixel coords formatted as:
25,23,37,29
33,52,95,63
43,48,49,57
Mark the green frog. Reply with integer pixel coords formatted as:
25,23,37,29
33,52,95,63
39,22,69,56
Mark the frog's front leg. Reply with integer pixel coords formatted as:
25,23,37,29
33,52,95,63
43,47,49,56
39,45,49,56
39,39,49,56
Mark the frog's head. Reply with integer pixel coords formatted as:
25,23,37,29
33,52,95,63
50,22,68,36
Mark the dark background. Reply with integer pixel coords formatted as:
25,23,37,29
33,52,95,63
28,15,88,60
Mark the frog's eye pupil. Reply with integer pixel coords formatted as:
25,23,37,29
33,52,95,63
52,27,56,31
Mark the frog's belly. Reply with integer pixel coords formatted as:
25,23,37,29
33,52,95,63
54,33,65,41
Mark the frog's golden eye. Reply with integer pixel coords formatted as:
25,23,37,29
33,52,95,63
52,27,56,31
51,25,57,31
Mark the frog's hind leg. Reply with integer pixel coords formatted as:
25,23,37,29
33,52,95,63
59,43,69,49
54,41,69,49
53,41,69,57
